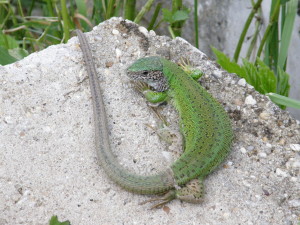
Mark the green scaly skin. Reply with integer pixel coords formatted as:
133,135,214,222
77,29,233,207
127,56,233,205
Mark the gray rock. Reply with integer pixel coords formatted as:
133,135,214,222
0,18,299,225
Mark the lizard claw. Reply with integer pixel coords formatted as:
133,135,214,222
139,190,176,209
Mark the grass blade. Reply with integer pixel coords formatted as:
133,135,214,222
134,0,154,24
147,2,162,30
278,0,297,69
124,0,136,20
266,93,300,109
194,0,198,48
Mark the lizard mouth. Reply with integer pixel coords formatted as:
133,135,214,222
127,70,169,92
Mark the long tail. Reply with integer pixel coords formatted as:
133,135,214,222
76,30,175,195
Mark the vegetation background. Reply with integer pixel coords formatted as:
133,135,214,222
1,0,299,110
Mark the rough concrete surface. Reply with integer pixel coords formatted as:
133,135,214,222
0,18,299,225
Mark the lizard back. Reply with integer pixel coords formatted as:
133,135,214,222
160,58,233,185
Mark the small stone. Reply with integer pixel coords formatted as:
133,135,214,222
292,161,300,168
138,26,148,35
105,61,114,68
275,168,289,177
237,78,246,86
290,144,300,151
255,195,262,200
240,147,247,154
266,143,272,148
258,152,267,158
149,30,156,36
288,199,300,208
290,177,298,182
242,181,251,187
279,139,286,145
112,29,119,35
262,137,268,142
259,112,269,120
223,212,230,219
247,146,255,151
285,158,294,169
213,70,222,78
115,48,122,58
247,84,254,89
94,35,102,41
4,116,13,124
245,95,257,105
234,99,243,106
262,189,270,196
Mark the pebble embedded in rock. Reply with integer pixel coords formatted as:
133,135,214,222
245,95,257,105
259,112,269,120
240,147,247,154
290,144,300,151
138,26,148,36
275,168,289,177
258,152,267,158
237,78,246,86
112,29,119,35
288,199,300,208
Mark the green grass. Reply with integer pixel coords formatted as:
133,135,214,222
214,0,298,109
0,0,192,64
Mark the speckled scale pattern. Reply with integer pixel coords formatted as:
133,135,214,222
78,30,233,202
153,58,234,185
127,56,233,189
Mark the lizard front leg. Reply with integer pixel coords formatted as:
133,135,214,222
131,80,168,104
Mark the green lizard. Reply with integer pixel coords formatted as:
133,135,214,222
127,57,233,206
76,30,233,208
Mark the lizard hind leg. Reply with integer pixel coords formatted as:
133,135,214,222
176,178,204,203
139,190,177,209
139,178,204,209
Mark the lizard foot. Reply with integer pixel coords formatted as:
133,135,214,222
176,178,204,203
139,190,176,209
131,81,168,105
139,178,204,209
178,57,203,80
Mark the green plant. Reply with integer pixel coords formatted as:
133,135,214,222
213,47,300,109
0,0,193,65
214,0,298,109
49,215,70,225
266,93,300,109
161,0,190,38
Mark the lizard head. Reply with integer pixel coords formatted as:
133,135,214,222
127,56,169,92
